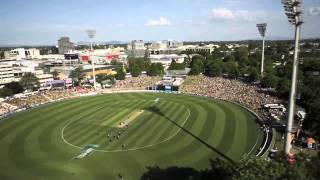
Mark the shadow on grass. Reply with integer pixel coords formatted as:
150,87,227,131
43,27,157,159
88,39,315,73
145,106,235,164
140,158,234,180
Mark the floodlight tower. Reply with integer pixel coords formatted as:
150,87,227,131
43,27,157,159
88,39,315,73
281,0,303,155
86,29,96,88
257,23,267,77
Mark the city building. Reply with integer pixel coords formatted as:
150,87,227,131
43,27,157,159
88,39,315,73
185,44,219,54
36,73,54,90
166,40,183,48
127,40,145,57
149,54,185,68
0,63,14,85
5,48,41,60
58,37,75,54
78,47,127,64
151,41,168,49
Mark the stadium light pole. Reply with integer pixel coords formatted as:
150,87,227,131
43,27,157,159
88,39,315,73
86,29,96,89
257,23,267,77
281,0,303,155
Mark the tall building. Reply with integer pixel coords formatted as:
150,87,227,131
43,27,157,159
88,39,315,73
0,63,14,85
127,40,145,57
167,40,183,48
58,37,75,54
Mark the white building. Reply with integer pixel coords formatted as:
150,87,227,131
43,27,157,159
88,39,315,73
185,44,220,54
8,48,41,60
127,40,145,57
150,54,185,68
151,41,168,49
36,73,54,89
0,63,15,85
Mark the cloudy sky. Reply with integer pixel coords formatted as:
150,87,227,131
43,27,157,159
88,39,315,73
0,0,319,45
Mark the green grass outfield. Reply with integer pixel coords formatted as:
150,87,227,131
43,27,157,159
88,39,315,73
0,92,263,180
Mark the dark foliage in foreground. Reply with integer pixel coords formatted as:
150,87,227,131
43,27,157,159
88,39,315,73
140,154,320,180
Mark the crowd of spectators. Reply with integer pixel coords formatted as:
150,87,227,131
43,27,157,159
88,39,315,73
181,75,282,119
1,75,285,123
113,76,162,90
0,89,79,119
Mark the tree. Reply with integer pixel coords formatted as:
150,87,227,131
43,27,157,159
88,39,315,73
130,63,142,77
261,73,279,88
147,63,164,76
222,60,240,78
70,67,85,86
19,72,40,91
0,88,13,98
168,60,186,70
139,155,320,180
110,60,120,65
205,61,222,77
0,51,4,59
189,55,204,75
276,78,291,97
115,66,126,80
224,55,235,62
248,66,260,82
51,70,59,80
232,157,287,180
234,47,249,61
4,82,24,94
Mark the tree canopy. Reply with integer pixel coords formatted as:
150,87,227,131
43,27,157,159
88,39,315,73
19,72,40,91
70,67,85,86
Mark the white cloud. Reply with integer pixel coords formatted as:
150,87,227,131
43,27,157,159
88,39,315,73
309,6,320,16
209,8,263,22
145,17,171,27
210,8,235,21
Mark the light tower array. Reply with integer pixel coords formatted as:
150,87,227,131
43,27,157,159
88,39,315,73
281,0,303,155
86,29,97,88
256,23,267,77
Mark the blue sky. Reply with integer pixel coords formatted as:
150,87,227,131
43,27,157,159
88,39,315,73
0,0,319,45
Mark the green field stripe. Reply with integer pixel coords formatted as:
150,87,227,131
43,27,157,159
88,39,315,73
65,99,131,141
29,99,108,154
151,97,219,162
0,96,101,137
213,101,237,160
204,102,226,147
62,102,118,138
130,102,179,147
103,101,168,149
0,93,263,180
228,107,259,159
0,102,88,179
29,106,106,167
226,107,250,159
1,98,95,145
35,99,112,154
5,99,92,178
0,100,77,141
85,100,153,147
153,105,190,143
175,102,231,165
68,100,146,146
133,102,184,146
105,101,168,149
154,100,211,161
97,111,153,150
106,100,151,127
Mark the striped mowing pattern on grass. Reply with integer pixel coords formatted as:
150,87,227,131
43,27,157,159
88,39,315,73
0,93,263,180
